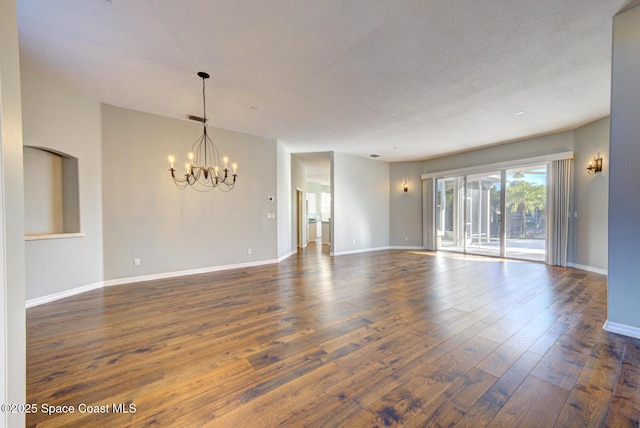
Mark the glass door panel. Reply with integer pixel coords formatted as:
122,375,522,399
435,176,464,252
505,165,547,261
465,171,501,257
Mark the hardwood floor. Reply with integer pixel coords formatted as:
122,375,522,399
26,244,640,427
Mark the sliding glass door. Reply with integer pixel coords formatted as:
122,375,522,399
505,166,547,261
435,164,547,262
436,176,464,252
466,171,502,257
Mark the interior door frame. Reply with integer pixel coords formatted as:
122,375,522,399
296,188,305,248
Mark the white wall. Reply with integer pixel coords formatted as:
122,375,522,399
21,69,104,300
607,4,640,330
101,104,278,281
0,0,26,423
276,142,293,258
422,131,575,173
333,152,390,253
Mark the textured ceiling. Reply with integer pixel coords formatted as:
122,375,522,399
16,0,629,162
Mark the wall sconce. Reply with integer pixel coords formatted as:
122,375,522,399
586,153,603,175
402,180,409,193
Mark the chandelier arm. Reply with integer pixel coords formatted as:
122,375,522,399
169,168,190,184
170,172,189,190
218,181,235,192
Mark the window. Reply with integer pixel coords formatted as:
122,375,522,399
321,192,331,221
306,193,317,219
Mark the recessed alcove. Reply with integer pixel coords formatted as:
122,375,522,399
23,146,81,239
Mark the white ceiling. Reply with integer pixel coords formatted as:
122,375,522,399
16,0,629,162
293,152,331,185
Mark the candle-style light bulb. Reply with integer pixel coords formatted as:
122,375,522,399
168,155,175,169
232,163,238,174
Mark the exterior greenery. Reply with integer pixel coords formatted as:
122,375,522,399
506,181,546,238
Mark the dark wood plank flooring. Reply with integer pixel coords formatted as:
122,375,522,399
26,244,640,427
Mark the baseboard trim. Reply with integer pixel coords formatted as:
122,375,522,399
27,258,283,308
567,263,608,275
331,245,426,256
277,250,297,262
26,281,104,308
603,320,640,339
331,246,389,256
103,259,280,288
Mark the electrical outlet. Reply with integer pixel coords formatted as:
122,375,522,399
247,248,252,255
133,258,141,266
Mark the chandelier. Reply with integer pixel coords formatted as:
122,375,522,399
168,72,237,191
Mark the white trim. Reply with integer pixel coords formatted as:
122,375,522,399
26,281,103,308
331,246,424,256
421,151,574,180
278,249,297,262
331,246,390,256
25,232,85,241
423,177,436,251
388,246,424,250
103,259,280,287
567,262,608,275
603,320,640,340
26,258,286,308
331,246,388,256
